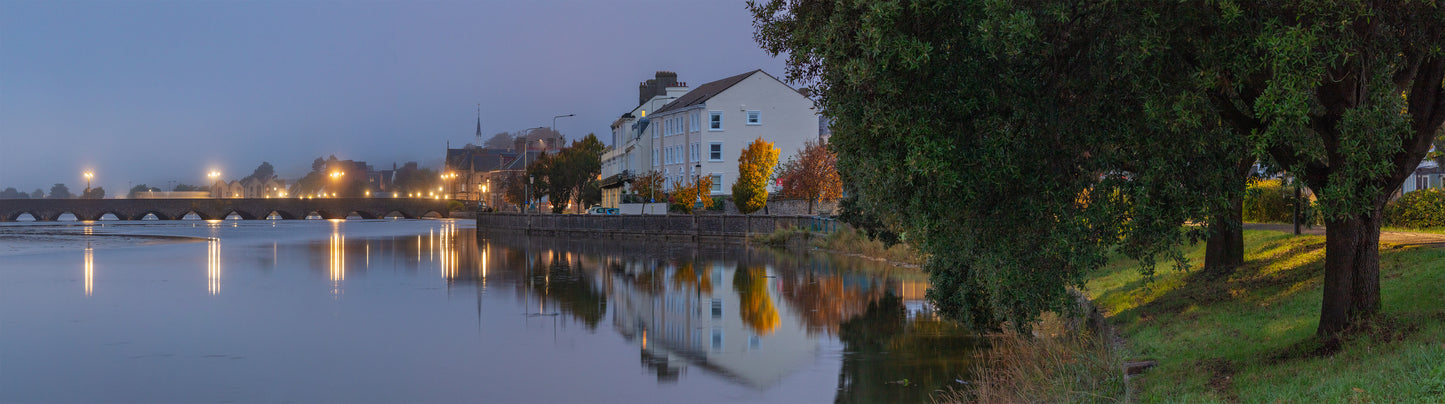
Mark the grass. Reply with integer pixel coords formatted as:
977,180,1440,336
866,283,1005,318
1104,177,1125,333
1084,230,1445,402
939,313,1128,404
812,227,926,267
1383,226,1445,235
749,225,811,247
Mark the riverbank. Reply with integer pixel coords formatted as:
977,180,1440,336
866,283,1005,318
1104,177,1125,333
960,229,1445,402
752,225,925,269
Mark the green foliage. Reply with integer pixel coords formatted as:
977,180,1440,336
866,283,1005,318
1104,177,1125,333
837,194,901,247
1243,178,1317,225
48,183,72,199
751,0,1445,336
0,187,28,199
1385,189,1445,229
127,184,160,198
173,183,205,192
733,137,779,214
530,134,605,213
80,187,105,199
30,189,43,199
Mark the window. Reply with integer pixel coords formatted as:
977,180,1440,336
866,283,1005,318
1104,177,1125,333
711,328,724,351
746,110,761,125
709,111,723,130
653,149,658,165
691,111,701,132
690,143,699,162
709,143,723,161
710,174,722,193
711,298,723,319
652,123,657,138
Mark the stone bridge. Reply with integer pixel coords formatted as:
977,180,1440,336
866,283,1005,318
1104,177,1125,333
0,198,454,221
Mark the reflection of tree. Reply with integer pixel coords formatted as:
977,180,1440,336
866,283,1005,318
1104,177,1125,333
531,252,607,329
834,293,982,404
733,265,779,335
669,261,712,294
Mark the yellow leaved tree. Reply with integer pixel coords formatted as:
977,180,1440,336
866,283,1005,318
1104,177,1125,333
733,137,780,215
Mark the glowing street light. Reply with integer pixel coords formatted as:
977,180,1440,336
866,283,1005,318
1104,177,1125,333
83,171,94,189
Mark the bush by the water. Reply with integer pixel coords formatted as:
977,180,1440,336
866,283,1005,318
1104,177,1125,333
1385,188,1445,228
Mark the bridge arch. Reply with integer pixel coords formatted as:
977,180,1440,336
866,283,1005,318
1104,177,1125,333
382,210,416,219
265,210,301,220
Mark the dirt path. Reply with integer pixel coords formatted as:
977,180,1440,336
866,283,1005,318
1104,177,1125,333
1243,223,1445,248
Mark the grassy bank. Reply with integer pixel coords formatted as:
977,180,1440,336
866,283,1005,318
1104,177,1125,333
1086,230,1445,401
750,225,926,268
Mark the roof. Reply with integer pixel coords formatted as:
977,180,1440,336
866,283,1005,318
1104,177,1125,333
652,69,772,115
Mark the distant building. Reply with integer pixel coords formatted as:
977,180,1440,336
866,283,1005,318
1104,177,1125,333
1402,159,1442,194
445,115,558,209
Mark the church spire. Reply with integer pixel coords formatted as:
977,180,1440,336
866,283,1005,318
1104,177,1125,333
474,104,482,145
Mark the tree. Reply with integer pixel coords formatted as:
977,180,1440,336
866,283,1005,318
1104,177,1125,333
1195,2,1445,337
629,171,667,204
668,175,715,214
734,137,780,214
30,189,44,199
752,0,1445,340
750,0,1239,331
528,134,605,213
127,184,160,198
243,162,276,182
733,265,780,335
484,132,514,149
499,171,527,210
81,187,105,199
173,183,204,192
775,140,842,214
48,184,72,199
0,187,26,199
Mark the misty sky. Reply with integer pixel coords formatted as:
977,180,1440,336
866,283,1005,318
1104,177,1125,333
0,0,791,194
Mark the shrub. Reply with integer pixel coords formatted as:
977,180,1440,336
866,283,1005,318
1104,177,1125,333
1385,188,1445,228
1243,178,1292,223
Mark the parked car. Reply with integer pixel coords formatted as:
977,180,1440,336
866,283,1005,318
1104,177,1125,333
586,206,619,215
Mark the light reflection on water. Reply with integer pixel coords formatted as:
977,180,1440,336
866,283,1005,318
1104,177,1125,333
3,219,980,403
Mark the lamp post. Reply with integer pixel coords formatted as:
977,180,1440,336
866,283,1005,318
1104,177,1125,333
83,171,93,190
328,170,344,198
207,171,221,198
520,133,544,213
694,163,702,214
552,114,575,150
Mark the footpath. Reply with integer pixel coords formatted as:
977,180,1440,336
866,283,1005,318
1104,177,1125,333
1243,222,1445,248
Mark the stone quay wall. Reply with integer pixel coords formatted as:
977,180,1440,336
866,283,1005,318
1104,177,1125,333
475,213,820,242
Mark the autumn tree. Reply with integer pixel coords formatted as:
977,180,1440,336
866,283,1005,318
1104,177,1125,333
669,175,715,214
127,184,160,198
775,140,842,214
629,170,667,203
733,137,780,214
733,265,780,335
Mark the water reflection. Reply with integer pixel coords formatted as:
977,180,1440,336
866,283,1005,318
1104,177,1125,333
445,233,975,401
83,242,93,297
329,220,345,295
208,239,221,295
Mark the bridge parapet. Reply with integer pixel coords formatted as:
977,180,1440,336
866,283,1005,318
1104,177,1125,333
0,198,454,221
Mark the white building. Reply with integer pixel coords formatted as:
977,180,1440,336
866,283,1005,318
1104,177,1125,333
601,72,690,207
647,69,819,196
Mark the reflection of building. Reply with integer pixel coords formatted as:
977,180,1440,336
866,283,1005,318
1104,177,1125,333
604,257,816,389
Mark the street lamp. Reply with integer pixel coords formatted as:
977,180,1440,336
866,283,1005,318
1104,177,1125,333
552,114,575,150
695,163,702,214
83,171,94,190
520,135,544,213
207,171,221,198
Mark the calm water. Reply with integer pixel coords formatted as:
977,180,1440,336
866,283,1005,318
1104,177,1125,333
0,219,979,403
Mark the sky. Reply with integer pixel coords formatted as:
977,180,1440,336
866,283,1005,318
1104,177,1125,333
0,0,791,194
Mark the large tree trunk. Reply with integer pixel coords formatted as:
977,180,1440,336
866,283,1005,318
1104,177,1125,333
1316,207,1383,338
1203,157,1255,276
1203,193,1244,276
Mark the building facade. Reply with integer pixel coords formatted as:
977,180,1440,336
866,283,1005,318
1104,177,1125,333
647,69,819,198
600,71,691,208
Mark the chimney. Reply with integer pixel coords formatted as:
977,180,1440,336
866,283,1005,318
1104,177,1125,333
639,71,680,106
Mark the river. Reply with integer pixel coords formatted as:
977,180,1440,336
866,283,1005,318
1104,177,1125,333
0,219,979,403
